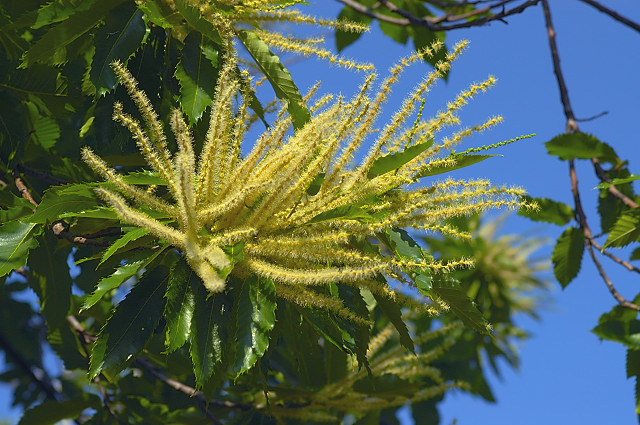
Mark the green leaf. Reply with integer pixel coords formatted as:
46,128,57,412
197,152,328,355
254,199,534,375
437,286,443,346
164,258,197,353
173,0,223,45
310,204,373,224
384,228,432,291
90,3,148,96
335,284,371,369
595,174,640,189
99,227,149,266
81,248,165,311
0,221,40,277
604,209,640,249
122,170,168,186
190,283,227,388
237,29,310,130
25,101,60,151
517,196,574,225
545,133,618,162
20,0,126,67
627,349,640,379
233,275,277,377
174,31,219,124
353,374,419,399
18,394,101,425
417,154,497,178
0,190,34,222
552,226,585,288
592,306,640,349
431,274,489,334
89,265,169,378
10,0,97,30
372,291,414,353
29,184,98,224
631,247,640,261
368,139,433,178
335,4,372,52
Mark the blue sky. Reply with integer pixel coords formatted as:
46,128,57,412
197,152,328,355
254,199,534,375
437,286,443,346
292,1,640,424
2,1,640,424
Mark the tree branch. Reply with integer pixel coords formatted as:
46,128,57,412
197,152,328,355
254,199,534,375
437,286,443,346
577,0,640,34
12,170,38,207
335,0,541,31
591,158,639,209
543,0,639,311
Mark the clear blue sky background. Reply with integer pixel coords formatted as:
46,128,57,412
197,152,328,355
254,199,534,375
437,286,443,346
2,1,640,424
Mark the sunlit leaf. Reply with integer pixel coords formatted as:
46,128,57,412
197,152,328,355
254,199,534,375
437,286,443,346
174,31,219,124
164,258,197,353
237,29,310,130
604,209,640,249
0,221,40,277
417,154,497,178
545,133,617,163
431,274,489,334
368,139,433,178
233,275,277,377
30,184,99,224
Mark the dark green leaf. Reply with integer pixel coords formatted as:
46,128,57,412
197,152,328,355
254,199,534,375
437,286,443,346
335,4,372,52
20,0,126,67
368,139,433,178
431,274,489,334
596,174,640,189
164,258,197,353
372,291,414,353
175,31,219,124
0,190,34,222
417,154,497,178
18,394,101,425
552,226,584,288
99,227,149,266
384,228,432,291
353,374,418,399
631,247,640,261
25,101,60,151
237,29,310,130
233,276,277,377
517,196,574,225
89,265,169,378
0,221,40,277
29,184,98,224
604,209,640,249
90,4,148,96
81,248,166,311
545,133,618,162
379,20,409,45
190,283,227,388
627,349,640,379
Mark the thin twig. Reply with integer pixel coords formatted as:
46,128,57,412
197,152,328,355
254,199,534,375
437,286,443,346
591,158,639,209
577,0,640,34
17,163,69,186
589,238,640,275
542,0,640,311
52,221,111,247
336,0,540,31
12,170,38,207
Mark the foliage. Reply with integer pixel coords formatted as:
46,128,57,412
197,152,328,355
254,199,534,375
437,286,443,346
0,1,547,424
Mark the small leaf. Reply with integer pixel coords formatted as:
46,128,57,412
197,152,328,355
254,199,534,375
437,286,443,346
90,3,148,96
368,139,433,178
237,29,310,130
384,228,432,291
517,196,574,225
604,210,640,249
545,133,617,162
233,275,277,377
417,154,497,178
18,394,101,425
372,291,414,353
175,31,219,124
89,265,169,378
20,0,126,67
595,174,640,190
30,184,99,224
0,221,40,277
552,226,585,288
431,274,489,334
99,227,149,266
627,349,640,379
164,258,197,353
81,248,165,311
